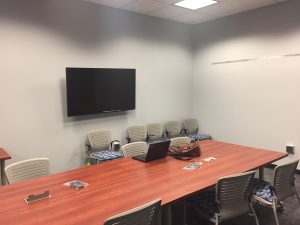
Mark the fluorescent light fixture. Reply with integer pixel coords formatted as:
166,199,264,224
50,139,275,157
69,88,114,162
175,0,217,10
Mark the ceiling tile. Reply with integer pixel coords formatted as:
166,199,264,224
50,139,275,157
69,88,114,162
122,0,168,14
82,0,284,25
85,0,138,8
148,5,191,19
217,1,276,18
196,0,278,17
153,0,182,4
195,0,246,16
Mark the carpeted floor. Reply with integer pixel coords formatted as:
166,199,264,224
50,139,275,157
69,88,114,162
186,168,300,225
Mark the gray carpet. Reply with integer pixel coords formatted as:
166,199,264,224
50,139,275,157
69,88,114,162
187,168,300,225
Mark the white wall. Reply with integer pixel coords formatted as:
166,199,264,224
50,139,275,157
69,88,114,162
0,0,193,173
2,0,299,174
192,0,300,168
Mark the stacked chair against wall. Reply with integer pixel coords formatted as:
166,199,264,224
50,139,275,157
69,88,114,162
104,199,161,225
86,130,122,164
165,121,182,138
252,160,300,225
5,158,49,184
127,126,148,143
188,171,259,225
147,123,165,144
122,142,148,158
183,118,212,142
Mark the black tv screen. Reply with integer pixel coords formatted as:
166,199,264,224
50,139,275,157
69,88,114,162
66,68,136,117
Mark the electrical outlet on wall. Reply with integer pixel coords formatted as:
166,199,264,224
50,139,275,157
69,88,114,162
286,145,295,154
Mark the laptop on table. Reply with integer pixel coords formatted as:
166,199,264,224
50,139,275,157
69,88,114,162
132,140,171,162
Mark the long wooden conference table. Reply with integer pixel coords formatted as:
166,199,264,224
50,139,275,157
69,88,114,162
0,140,287,225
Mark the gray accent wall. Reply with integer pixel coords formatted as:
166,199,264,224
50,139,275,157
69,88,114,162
0,0,193,173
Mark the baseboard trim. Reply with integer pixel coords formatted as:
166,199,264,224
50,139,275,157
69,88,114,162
265,163,300,175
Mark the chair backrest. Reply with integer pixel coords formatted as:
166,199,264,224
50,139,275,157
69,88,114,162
147,123,163,141
104,199,161,225
127,126,147,143
170,137,190,147
165,121,181,138
122,142,148,157
216,171,255,221
272,159,299,202
184,119,198,134
87,130,111,151
5,158,50,184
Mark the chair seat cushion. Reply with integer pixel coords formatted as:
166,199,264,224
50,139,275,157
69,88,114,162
252,178,274,203
90,150,123,162
189,190,218,217
188,133,212,142
148,139,165,145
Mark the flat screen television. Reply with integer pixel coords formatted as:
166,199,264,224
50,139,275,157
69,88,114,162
66,68,136,117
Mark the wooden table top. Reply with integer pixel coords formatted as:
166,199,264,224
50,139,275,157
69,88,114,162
0,148,11,161
0,140,287,225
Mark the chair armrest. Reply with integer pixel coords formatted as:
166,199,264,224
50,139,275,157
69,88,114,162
85,142,92,151
269,185,276,196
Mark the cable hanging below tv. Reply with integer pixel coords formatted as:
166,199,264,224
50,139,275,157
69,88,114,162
66,67,136,117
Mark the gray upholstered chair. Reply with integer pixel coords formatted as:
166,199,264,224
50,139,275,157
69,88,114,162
252,160,300,225
121,142,148,157
170,137,190,147
189,171,259,225
87,130,111,151
104,199,161,225
165,121,182,138
127,126,148,143
86,130,122,164
183,118,212,141
147,123,164,142
5,158,49,184
183,119,198,134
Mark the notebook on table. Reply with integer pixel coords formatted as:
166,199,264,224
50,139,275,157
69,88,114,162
132,140,171,162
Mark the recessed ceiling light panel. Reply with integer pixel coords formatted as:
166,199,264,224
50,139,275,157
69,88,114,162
174,0,217,10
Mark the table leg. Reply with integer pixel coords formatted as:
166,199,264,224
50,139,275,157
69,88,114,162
259,167,264,180
167,205,172,225
183,201,187,225
161,205,172,225
158,208,162,225
0,161,5,185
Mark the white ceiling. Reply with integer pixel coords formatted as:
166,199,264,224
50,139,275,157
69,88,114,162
83,0,287,24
